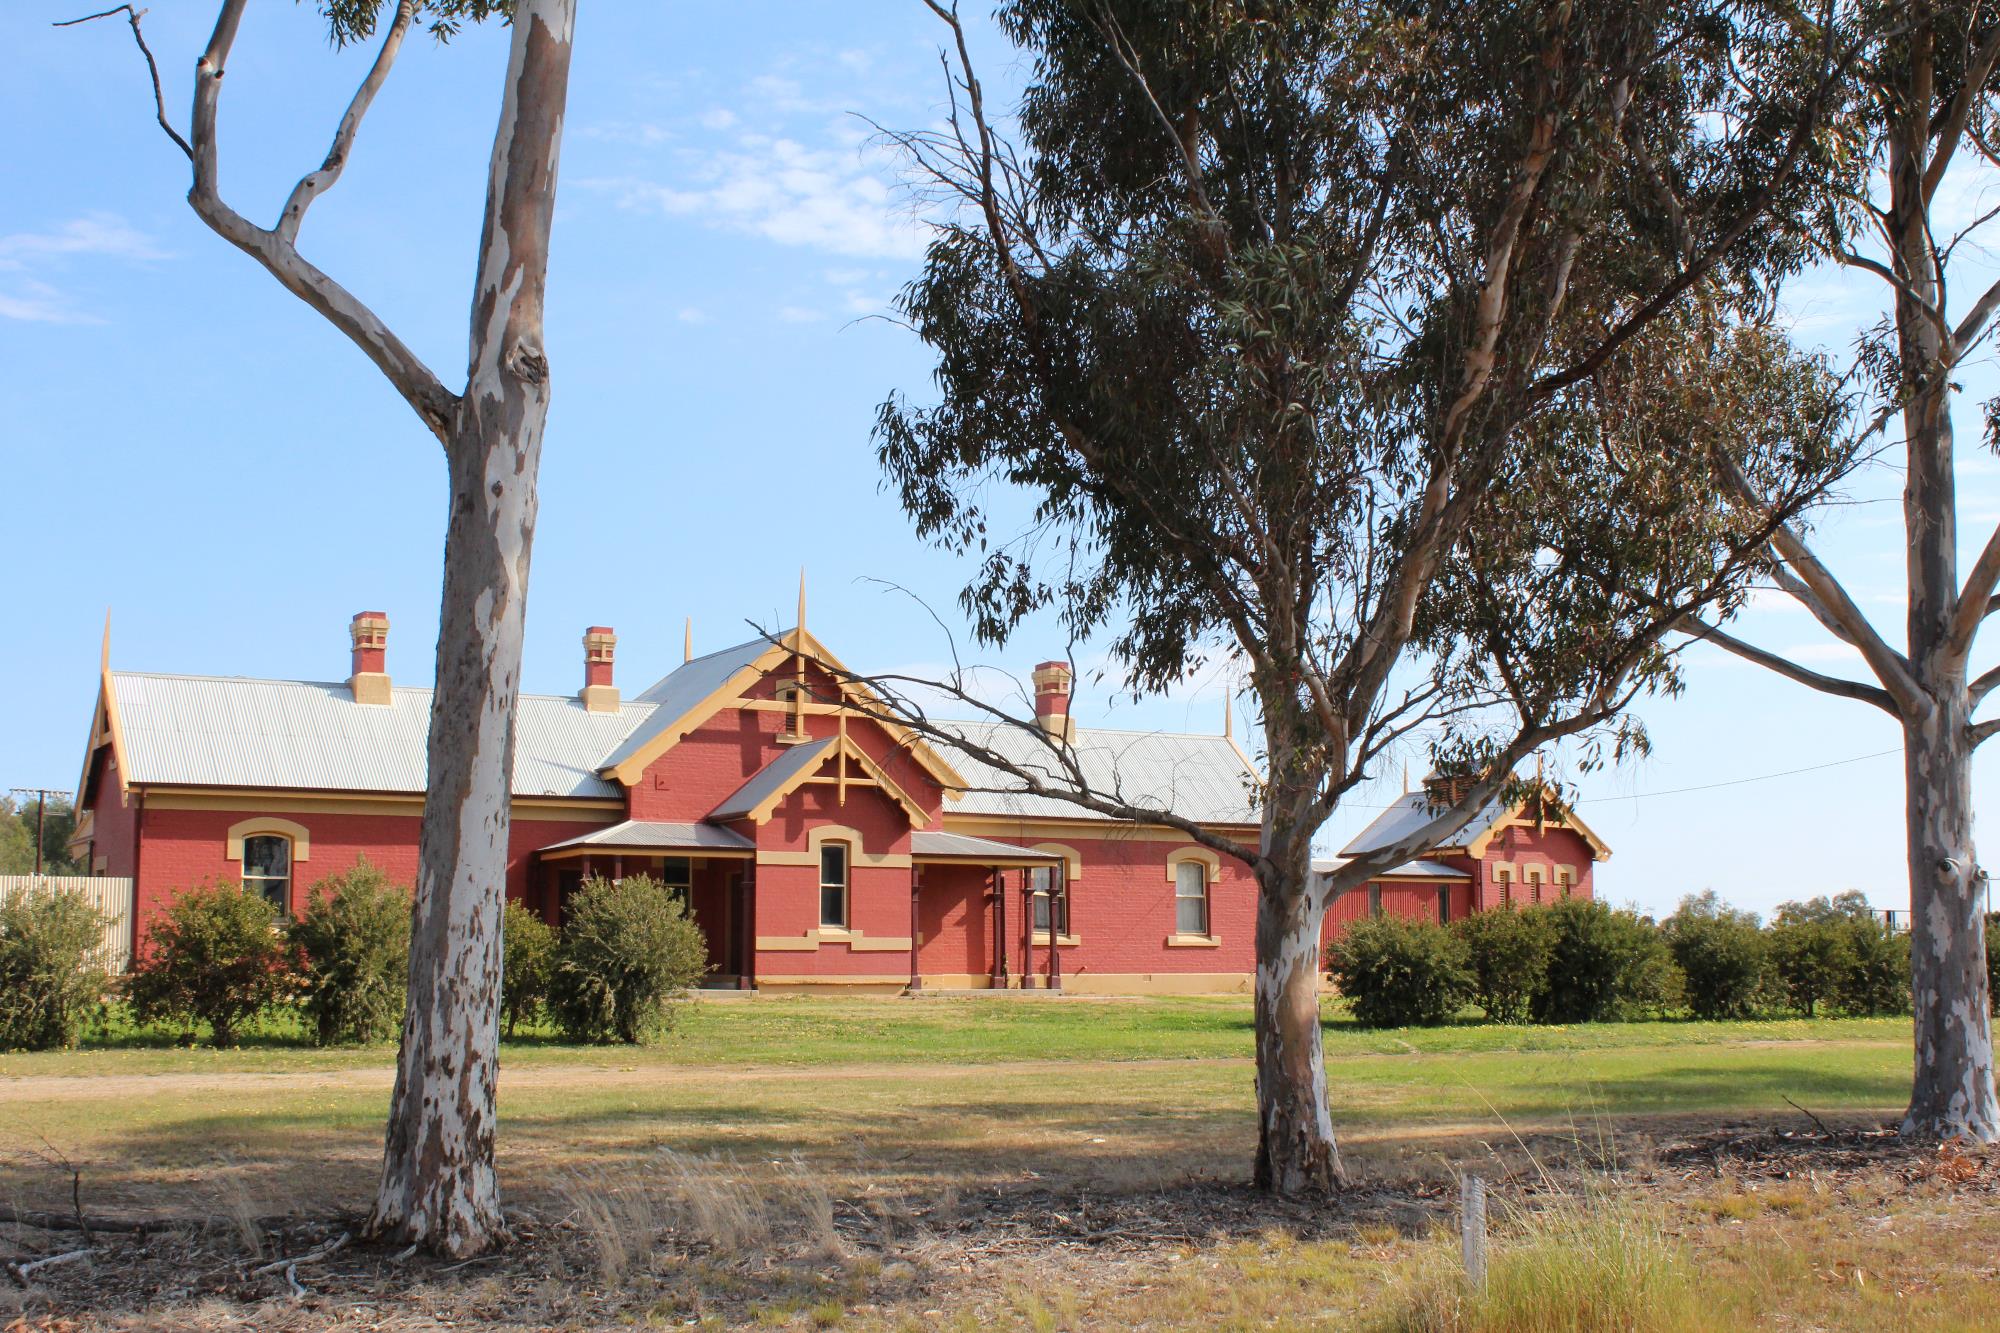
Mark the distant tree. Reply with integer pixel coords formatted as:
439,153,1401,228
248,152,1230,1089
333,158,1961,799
1773,890,1875,926
0,795,84,877
1768,916,1853,1017
1677,1,2000,1141
865,0,1852,1192
71,0,579,1252
1663,891,1768,1020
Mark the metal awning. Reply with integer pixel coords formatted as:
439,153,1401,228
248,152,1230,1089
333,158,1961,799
911,830,1064,866
539,820,755,859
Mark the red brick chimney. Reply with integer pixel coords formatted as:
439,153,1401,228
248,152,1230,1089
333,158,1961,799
349,611,391,705
1032,660,1074,740
581,626,619,713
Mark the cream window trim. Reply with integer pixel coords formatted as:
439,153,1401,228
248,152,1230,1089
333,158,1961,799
1162,846,1222,883
1165,933,1222,948
1031,931,1082,947
1030,843,1084,882
224,816,310,863
755,927,915,953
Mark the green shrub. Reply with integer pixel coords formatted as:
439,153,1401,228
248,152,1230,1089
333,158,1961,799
0,889,109,1050
1662,892,1767,1020
1454,905,1556,1023
549,875,708,1044
1767,917,1852,1017
1987,913,1999,1014
1833,916,1911,1016
286,857,411,1046
1531,898,1671,1024
127,881,291,1047
502,898,558,1037
1325,913,1472,1028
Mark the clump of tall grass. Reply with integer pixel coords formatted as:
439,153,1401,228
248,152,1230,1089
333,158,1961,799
1388,1189,1700,1333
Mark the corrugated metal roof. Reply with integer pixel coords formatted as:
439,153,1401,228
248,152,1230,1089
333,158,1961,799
600,632,781,771
939,720,1259,825
1339,791,1504,858
108,672,647,798
911,830,1064,861
541,820,754,852
708,736,832,822
1312,855,1468,880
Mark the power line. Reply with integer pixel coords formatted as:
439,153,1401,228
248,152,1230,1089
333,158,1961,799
1575,748,1902,804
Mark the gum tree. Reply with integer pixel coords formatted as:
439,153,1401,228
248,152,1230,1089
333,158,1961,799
1684,1,2000,1141
71,0,577,1252
871,0,1851,1192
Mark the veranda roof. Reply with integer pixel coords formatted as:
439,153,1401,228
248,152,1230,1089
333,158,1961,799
911,830,1065,865
539,820,755,856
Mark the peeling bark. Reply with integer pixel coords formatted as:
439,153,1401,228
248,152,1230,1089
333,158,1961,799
365,0,576,1258
1902,707,1998,1139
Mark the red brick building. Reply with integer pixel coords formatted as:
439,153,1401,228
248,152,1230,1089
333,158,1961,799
72,610,1275,993
71,609,1610,991
1316,775,1610,940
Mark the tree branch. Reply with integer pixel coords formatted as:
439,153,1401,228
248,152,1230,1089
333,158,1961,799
185,0,457,440
276,0,417,244
1680,614,1899,713
55,5,194,159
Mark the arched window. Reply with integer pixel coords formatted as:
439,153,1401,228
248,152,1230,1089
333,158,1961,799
1173,859,1209,935
818,842,849,928
242,834,293,913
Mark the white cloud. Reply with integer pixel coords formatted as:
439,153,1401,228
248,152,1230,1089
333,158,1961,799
777,305,825,323
676,306,707,324
0,212,164,323
0,213,166,270
698,108,738,131
590,133,924,260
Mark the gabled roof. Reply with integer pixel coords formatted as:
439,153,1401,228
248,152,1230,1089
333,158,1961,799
939,720,1260,826
599,628,965,793
1340,786,1611,862
709,737,834,823
99,672,649,799
709,731,930,826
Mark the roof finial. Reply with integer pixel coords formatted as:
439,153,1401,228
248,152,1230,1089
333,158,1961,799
1223,685,1232,740
684,617,693,664
797,567,807,642
1402,761,1410,794
100,608,112,677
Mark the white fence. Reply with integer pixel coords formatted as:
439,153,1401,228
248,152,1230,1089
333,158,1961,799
0,874,136,972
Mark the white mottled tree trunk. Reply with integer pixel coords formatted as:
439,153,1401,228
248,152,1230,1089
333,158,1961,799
367,0,576,1257
1251,723,1342,1193
1902,692,1998,1139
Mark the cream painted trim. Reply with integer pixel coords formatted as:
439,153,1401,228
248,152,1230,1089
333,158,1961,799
1031,931,1082,947
1165,933,1222,948
941,814,1258,844
601,629,967,792
1461,789,1613,861
755,976,914,991
348,672,392,707
735,735,929,827
224,816,311,862
755,928,915,953
1029,842,1084,882
1164,846,1222,883
756,825,913,869
140,788,622,822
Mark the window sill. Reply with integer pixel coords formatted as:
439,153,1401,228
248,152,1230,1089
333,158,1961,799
1031,932,1081,947
1165,933,1222,948
774,732,814,746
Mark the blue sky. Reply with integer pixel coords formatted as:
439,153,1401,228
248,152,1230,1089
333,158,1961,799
4,1,1997,920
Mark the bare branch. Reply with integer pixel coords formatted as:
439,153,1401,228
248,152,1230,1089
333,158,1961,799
276,0,418,244
1681,615,1899,713
185,0,457,440
1951,517,2000,657
56,5,194,159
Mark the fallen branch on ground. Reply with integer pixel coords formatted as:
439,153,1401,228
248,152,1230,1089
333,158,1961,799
6,1247,94,1286
250,1231,349,1275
